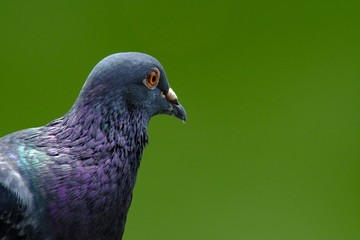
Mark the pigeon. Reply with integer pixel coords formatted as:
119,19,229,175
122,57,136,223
0,52,186,240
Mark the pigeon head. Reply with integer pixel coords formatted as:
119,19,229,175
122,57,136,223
76,52,186,122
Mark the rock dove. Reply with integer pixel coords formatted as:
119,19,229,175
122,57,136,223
0,52,186,240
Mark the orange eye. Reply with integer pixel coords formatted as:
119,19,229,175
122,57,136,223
145,68,160,89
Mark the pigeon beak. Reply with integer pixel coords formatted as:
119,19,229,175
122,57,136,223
166,88,187,123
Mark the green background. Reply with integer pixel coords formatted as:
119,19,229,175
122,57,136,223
0,1,359,239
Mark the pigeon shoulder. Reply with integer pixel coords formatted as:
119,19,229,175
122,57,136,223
0,127,44,198
0,126,59,239
0,129,39,239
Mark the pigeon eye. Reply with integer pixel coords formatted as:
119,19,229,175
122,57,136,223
144,68,160,89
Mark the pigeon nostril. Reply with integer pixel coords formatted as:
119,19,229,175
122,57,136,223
166,88,178,102
170,99,179,105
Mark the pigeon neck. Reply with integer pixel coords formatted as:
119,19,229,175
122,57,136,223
40,98,149,238
45,96,149,165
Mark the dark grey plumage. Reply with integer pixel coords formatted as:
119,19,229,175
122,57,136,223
0,52,186,240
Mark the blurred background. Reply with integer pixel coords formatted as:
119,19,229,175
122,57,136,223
0,1,359,239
